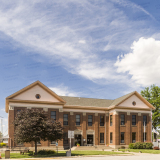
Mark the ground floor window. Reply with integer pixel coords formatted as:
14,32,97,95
110,132,112,143
100,133,104,143
63,132,68,144
121,132,125,143
132,132,136,143
51,141,56,145
143,132,147,142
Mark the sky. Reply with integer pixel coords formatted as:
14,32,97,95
0,0,160,136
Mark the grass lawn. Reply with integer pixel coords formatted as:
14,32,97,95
119,149,160,154
1,150,128,159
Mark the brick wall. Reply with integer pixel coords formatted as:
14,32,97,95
8,108,152,148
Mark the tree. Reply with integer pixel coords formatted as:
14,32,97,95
141,85,160,139
13,109,63,155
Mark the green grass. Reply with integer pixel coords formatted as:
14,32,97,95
119,149,160,154
0,150,128,159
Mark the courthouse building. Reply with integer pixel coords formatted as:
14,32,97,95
5,81,155,149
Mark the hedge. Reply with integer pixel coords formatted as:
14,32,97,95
129,142,153,149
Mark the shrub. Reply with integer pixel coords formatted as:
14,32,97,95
129,143,134,149
153,146,159,150
37,150,56,155
129,142,153,149
0,143,6,147
146,142,153,149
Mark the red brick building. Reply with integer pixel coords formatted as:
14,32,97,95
5,81,155,149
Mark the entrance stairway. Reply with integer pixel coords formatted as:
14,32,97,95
74,145,113,151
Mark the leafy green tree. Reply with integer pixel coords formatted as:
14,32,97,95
13,109,63,155
141,85,160,139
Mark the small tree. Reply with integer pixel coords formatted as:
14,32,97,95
13,109,63,155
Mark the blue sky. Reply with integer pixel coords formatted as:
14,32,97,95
0,0,160,135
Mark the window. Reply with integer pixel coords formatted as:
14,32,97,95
37,141,41,145
121,132,125,143
63,114,68,125
16,109,21,116
132,115,136,125
110,115,112,126
51,111,56,120
88,115,92,126
63,132,68,144
100,133,104,143
76,115,80,125
132,132,136,143
143,115,147,126
100,116,104,126
51,141,56,145
35,94,41,99
143,132,147,142
120,114,125,125
110,132,113,143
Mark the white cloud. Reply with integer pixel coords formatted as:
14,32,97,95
115,37,160,86
78,40,86,44
50,85,78,97
0,0,156,86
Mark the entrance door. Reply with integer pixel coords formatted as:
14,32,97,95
87,135,93,145
75,134,81,146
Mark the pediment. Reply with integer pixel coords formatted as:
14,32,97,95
118,94,150,109
6,81,65,103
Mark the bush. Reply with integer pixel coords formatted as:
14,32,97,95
129,142,153,149
37,150,56,155
129,143,134,149
153,146,159,150
0,143,6,147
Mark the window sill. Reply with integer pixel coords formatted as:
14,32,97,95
100,143,105,144
99,126,105,127
120,143,125,145
76,125,81,127
37,144,41,146
63,125,69,126
132,125,137,127
50,144,56,146
120,125,126,127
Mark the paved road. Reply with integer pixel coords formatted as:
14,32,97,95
9,153,160,160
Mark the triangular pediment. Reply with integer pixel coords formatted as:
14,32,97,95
6,81,66,112
13,84,61,102
118,93,153,109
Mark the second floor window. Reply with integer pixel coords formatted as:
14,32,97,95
143,115,147,126
132,115,136,125
110,115,112,126
76,115,80,125
100,116,104,126
88,115,92,126
51,111,56,120
63,114,68,125
120,114,125,125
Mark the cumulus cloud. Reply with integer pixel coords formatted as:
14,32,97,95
50,84,78,97
115,37,160,86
